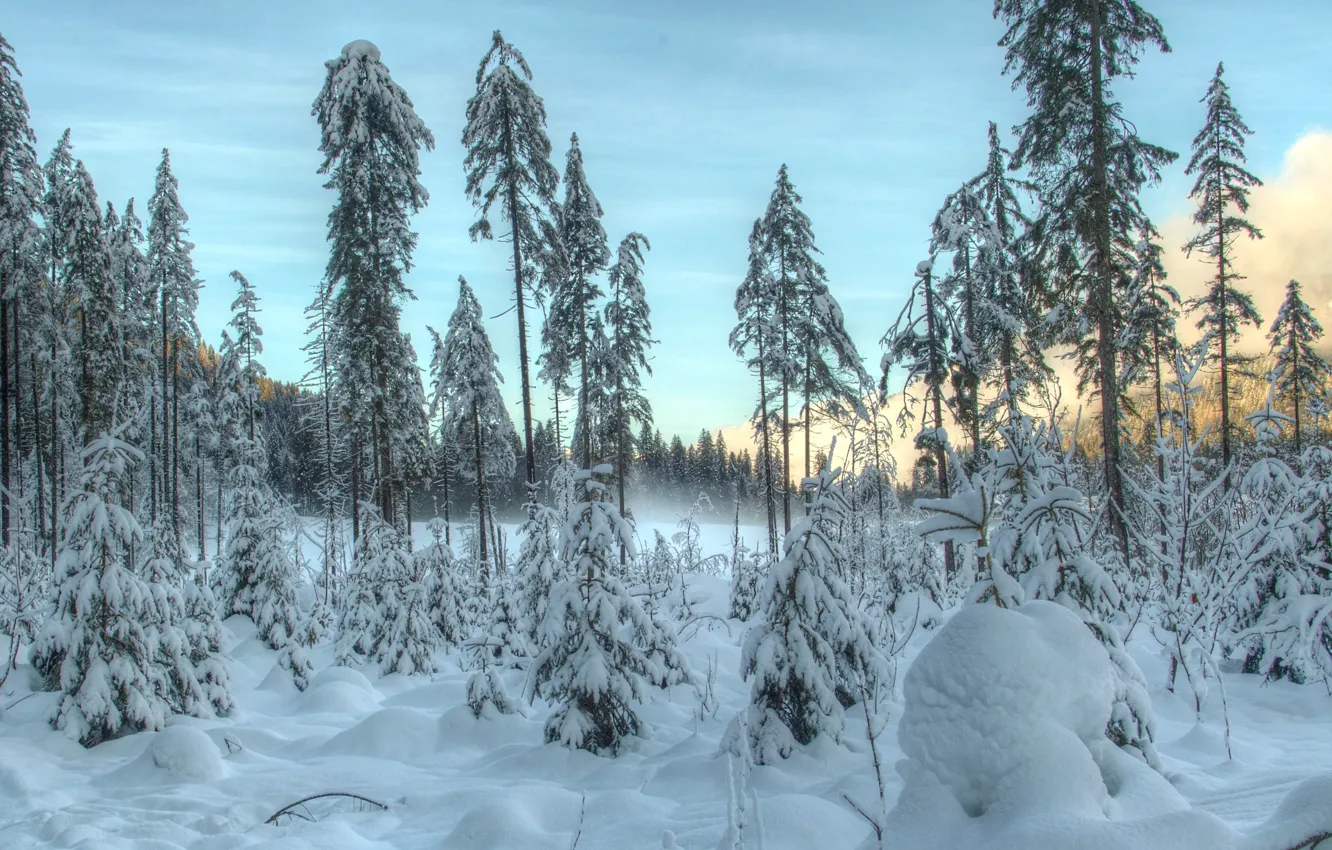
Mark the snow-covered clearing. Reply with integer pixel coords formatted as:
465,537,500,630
2,520,1331,850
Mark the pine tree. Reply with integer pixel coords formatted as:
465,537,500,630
602,232,655,528
995,0,1177,552
730,219,781,554
737,464,885,764
550,133,612,470
1183,62,1263,482
463,30,560,486
513,489,561,650
966,122,1043,414
0,35,43,552
367,507,438,676
418,517,465,648
32,433,171,747
882,258,958,576
146,149,202,545
526,466,690,755
314,39,434,528
429,278,516,581
759,166,860,532
1267,279,1330,455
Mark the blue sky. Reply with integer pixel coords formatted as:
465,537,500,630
6,0,1330,441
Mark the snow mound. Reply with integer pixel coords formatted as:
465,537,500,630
148,726,222,782
341,39,381,62
321,707,438,761
300,667,380,714
883,601,1332,850
442,792,580,850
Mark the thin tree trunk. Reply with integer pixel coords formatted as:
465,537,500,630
196,432,205,561
579,319,591,470
1088,0,1130,555
757,326,776,555
472,400,489,582
32,354,46,547
617,366,627,566
171,343,180,548
0,293,9,548
1292,323,1303,455
780,255,791,535
922,268,956,579
503,116,535,485
350,437,361,548
161,281,169,526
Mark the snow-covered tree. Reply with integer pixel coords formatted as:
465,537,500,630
526,466,690,755
1183,61,1263,484
463,29,560,485
0,34,43,553
1267,279,1330,454
513,489,561,650
146,149,202,540
214,437,300,649
367,507,438,676
32,433,171,747
730,219,781,554
429,278,516,581
314,38,434,527
602,232,655,524
736,463,886,764
418,517,465,649
996,0,1176,552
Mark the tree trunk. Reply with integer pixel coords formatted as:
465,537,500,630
757,324,776,554
922,268,956,580
1088,0,1130,555
502,115,536,486
1,293,9,549
196,432,205,561
780,254,791,536
472,400,489,582
32,353,47,548
579,316,591,470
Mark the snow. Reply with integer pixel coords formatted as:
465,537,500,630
340,40,381,62
4,520,1332,849
883,600,1332,850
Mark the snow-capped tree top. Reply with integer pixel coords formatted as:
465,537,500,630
560,132,610,278
915,258,934,277
341,40,381,62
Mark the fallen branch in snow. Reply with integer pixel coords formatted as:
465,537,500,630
1280,832,1332,850
264,792,388,825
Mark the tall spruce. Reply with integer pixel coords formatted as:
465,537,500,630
462,30,560,486
0,34,42,550
602,232,654,529
313,39,434,530
553,133,611,469
1183,62,1263,481
731,219,780,554
146,149,201,546
995,0,1177,552
429,278,516,582
1268,279,1330,455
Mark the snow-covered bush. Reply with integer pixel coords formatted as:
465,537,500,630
526,466,690,755
512,490,560,651
735,464,887,764
418,517,466,650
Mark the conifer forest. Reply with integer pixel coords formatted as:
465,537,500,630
2,3,1332,849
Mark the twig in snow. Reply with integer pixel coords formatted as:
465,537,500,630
265,792,388,825
843,793,884,844
569,792,586,850
679,614,732,642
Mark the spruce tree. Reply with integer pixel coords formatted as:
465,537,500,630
1184,62,1263,482
33,433,171,747
995,0,1176,551
602,232,655,526
547,133,611,470
1268,279,1331,454
463,30,560,486
64,162,125,441
526,466,690,755
146,149,202,543
429,278,516,582
730,219,781,554
314,39,434,528
759,166,861,531
418,516,465,648
0,34,43,551
737,464,885,764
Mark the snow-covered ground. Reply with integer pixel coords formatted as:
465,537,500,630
2,520,1331,850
